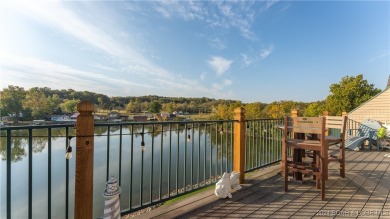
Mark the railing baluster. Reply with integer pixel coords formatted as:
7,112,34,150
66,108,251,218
184,123,187,192
197,123,200,187
215,122,217,178
176,124,179,194
191,122,194,189
230,122,233,172
255,121,258,167
150,124,155,202
140,125,144,206
204,123,206,184
159,124,163,200
65,127,69,219
130,125,134,209
119,125,122,186
219,122,222,175
209,123,212,182
168,124,172,197
106,126,110,181
48,128,52,219
6,129,11,219
28,129,32,219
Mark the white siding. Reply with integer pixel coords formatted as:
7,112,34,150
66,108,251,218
348,88,390,124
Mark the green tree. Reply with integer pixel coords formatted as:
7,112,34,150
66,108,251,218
148,100,162,113
47,94,62,114
0,85,26,119
244,102,266,119
162,102,176,113
212,102,242,120
304,101,325,117
60,99,79,113
264,102,285,118
325,74,381,115
23,89,49,119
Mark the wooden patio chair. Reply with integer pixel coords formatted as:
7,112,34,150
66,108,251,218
282,116,328,201
324,116,347,178
345,119,381,151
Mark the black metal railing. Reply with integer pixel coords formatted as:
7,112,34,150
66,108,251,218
244,119,284,172
1,118,285,218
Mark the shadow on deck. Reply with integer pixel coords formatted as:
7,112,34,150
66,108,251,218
132,148,390,219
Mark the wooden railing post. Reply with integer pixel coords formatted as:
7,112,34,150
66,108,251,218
234,107,246,183
75,101,94,219
291,109,299,137
323,111,329,136
342,111,347,117
323,111,329,116
291,109,299,118
282,110,299,172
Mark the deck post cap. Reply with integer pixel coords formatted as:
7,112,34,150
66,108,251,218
77,101,94,112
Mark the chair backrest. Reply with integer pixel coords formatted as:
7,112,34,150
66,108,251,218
325,116,347,139
284,116,326,141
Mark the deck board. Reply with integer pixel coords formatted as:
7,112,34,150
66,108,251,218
134,149,390,219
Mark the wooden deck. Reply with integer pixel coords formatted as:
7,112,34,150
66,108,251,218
134,149,390,219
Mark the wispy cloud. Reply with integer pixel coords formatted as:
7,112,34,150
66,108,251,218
4,1,235,98
1,52,235,99
0,53,153,95
7,1,171,79
209,37,227,50
200,72,206,81
260,44,274,59
266,0,280,10
369,52,390,63
90,63,118,72
212,79,233,91
151,1,267,40
241,54,253,66
208,56,233,76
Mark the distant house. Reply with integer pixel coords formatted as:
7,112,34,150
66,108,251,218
49,115,70,122
70,113,80,120
120,115,129,121
133,115,148,122
94,115,107,121
347,76,390,125
108,111,121,121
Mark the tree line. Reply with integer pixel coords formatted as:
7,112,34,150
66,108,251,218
0,74,382,121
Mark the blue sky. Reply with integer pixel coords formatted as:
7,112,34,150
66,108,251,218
1,1,389,103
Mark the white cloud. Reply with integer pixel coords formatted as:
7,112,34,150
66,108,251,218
7,1,171,79
212,83,224,90
212,79,233,91
208,56,233,76
224,79,232,86
210,37,227,50
200,72,206,81
152,1,259,40
90,63,118,72
266,0,280,10
0,53,153,95
1,1,241,99
260,44,274,59
241,54,253,66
